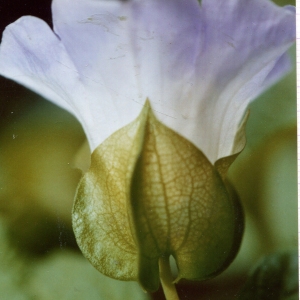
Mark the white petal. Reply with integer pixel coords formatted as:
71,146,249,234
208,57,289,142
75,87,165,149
0,15,143,151
0,16,79,115
53,0,295,162
124,0,295,162
0,0,295,162
52,0,145,150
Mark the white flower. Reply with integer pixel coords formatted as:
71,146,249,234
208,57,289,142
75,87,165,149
0,0,295,163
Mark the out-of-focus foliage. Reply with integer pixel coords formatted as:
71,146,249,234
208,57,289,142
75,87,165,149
273,0,294,6
220,46,297,300
246,47,296,150
0,219,149,300
230,125,297,253
0,101,150,299
0,101,84,254
239,252,298,300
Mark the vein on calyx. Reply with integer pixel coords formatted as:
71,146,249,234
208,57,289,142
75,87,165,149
73,101,244,292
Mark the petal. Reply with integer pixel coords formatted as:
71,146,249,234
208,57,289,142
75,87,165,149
0,15,143,151
53,0,295,162
1,0,295,162
126,0,295,162
0,16,79,115
52,0,137,89
52,0,205,151
52,0,145,149
261,52,292,92
0,16,97,146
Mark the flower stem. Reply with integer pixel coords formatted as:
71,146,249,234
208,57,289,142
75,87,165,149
159,256,180,300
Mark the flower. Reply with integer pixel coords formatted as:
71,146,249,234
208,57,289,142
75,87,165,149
0,0,295,293
0,0,295,163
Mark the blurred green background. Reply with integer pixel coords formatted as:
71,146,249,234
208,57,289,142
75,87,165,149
0,0,297,299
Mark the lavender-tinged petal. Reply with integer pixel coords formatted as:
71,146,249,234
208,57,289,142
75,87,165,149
0,16,80,115
197,0,295,161
0,0,295,162
131,0,295,162
261,53,293,93
0,17,105,147
53,0,295,162
0,15,143,151
52,0,151,150
52,0,143,113
51,0,205,150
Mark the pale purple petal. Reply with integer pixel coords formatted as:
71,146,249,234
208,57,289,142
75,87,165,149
124,0,295,162
0,16,79,115
0,0,295,162
52,0,295,162
52,0,145,149
0,17,100,147
0,15,143,151
261,53,292,92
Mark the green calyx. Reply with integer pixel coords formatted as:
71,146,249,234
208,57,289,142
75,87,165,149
72,101,244,292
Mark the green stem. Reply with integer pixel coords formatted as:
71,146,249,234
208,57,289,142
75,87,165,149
159,256,180,300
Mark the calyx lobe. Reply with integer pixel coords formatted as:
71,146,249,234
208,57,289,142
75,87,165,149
73,102,244,292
